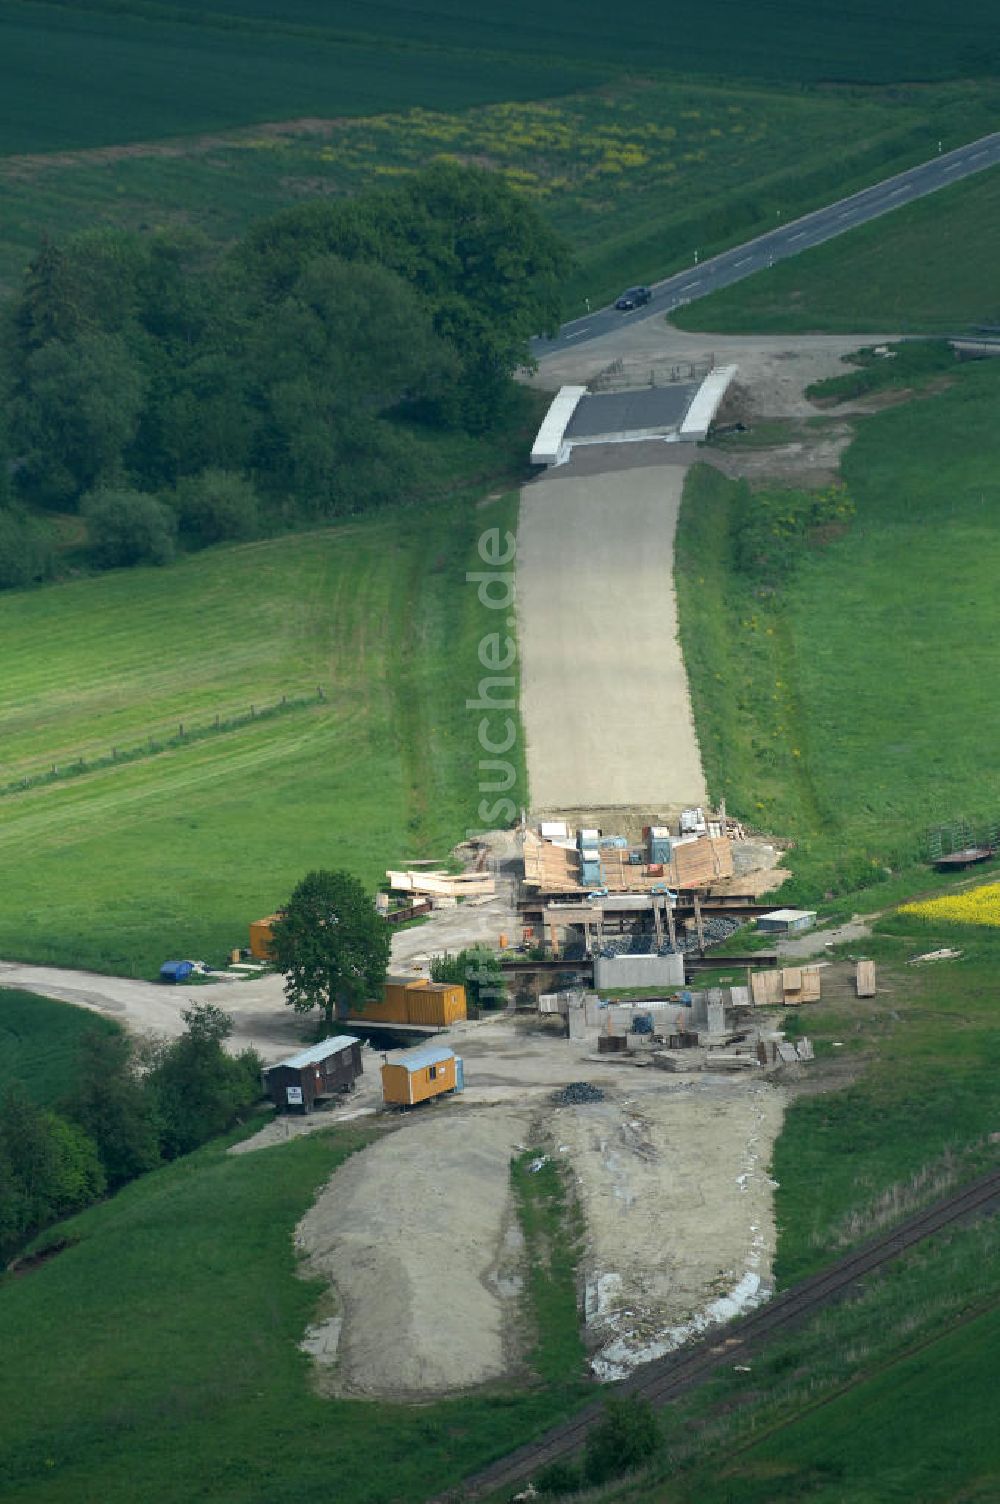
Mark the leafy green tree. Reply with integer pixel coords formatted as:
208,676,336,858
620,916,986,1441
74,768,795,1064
13,332,148,505
249,256,452,508
241,163,567,431
82,487,177,567
169,468,260,547
583,1397,661,1486
271,870,391,1028
42,1112,106,1214
63,1029,160,1188
15,237,86,354
431,946,506,1010
0,1087,105,1255
146,1003,261,1159
388,162,566,429
153,353,256,484
0,1139,30,1261
0,510,55,590
0,1086,62,1230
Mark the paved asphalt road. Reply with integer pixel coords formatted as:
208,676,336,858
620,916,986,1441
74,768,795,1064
533,131,1000,356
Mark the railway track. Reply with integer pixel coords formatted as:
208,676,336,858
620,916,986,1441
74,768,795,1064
447,1167,1000,1501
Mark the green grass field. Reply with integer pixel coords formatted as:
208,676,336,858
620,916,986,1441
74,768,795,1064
15,0,1000,112
0,988,118,1104
0,0,598,155
0,75,962,301
0,1121,588,1504
771,930,1000,1286
676,357,1000,904
674,163,1000,334
690,1305,1000,1504
0,425,529,975
606,1214,1000,1504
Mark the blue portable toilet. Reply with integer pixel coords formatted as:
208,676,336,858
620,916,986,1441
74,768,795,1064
454,1056,465,1093
160,959,194,984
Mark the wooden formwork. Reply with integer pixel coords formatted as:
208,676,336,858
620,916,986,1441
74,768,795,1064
521,829,734,893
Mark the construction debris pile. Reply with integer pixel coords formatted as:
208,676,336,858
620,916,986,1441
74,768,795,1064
553,1082,606,1106
541,968,826,1075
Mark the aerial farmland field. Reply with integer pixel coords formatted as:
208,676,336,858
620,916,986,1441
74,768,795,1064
0,0,598,153
3,1,1000,303
0,481,526,978
38,0,1000,87
1,75,987,304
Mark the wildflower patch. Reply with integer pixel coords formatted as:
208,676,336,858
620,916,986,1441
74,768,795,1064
900,883,1000,927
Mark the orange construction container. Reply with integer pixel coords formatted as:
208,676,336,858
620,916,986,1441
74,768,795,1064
384,978,421,1015
405,982,466,1027
249,914,281,960
345,995,400,1023
381,1045,459,1107
343,977,466,1027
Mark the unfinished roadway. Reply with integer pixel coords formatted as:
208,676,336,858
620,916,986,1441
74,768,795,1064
517,445,707,814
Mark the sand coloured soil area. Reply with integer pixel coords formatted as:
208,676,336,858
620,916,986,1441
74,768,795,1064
553,1079,784,1379
295,1107,532,1397
517,463,707,811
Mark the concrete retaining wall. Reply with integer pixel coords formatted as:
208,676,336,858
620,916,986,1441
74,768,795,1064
679,365,739,441
594,952,685,990
530,385,588,466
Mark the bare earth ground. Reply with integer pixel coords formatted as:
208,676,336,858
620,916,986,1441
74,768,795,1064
518,462,707,812
533,322,901,419
555,1079,784,1380
295,1106,533,1398
237,1015,784,1394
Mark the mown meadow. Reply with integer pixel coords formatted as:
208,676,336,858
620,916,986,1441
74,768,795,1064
0,988,118,1102
675,162,1000,335
0,1118,588,1504
0,471,527,977
676,357,1000,903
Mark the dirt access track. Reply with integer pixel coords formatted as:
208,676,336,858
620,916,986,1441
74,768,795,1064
518,456,707,812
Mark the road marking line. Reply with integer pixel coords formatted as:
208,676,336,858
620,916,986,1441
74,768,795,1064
790,231,806,241
678,283,701,293
734,257,751,267
564,329,589,340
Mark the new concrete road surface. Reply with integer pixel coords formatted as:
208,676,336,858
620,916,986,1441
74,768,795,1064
517,451,706,812
534,132,1000,356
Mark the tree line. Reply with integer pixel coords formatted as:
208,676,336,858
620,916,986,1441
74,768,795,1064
0,163,566,588
0,1004,260,1263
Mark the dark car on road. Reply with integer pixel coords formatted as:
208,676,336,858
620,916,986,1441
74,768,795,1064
615,285,652,310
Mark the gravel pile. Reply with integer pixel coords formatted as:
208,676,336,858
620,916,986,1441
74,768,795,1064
596,916,743,959
553,1082,605,1106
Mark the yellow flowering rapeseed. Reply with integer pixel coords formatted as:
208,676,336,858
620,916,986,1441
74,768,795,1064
900,882,1000,927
